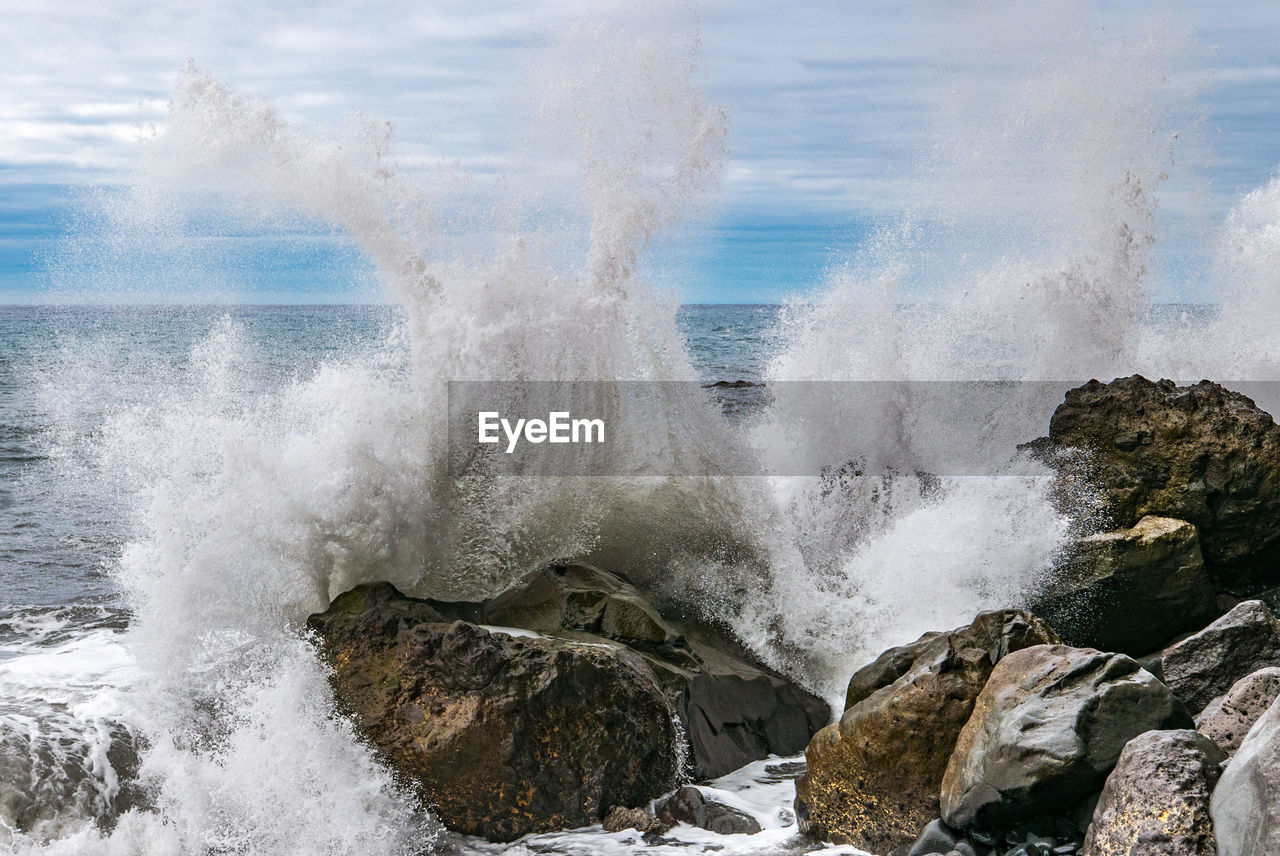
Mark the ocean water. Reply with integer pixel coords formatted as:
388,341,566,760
10,5,1280,854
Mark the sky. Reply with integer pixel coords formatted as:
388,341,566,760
4,1,1280,303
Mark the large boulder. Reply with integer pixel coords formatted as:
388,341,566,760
794,610,1059,853
1031,516,1217,656
307,583,680,841
1041,376,1280,590
1196,667,1280,757
1211,694,1280,856
424,562,831,780
1161,600,1280,713
940,645,1192,832
1081,729,1224,856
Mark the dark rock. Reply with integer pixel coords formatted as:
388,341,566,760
941,644,1193,830
1161,600,1280,713
909,818,961,855
1195,666,1280,757
1031,516,1217,656
1211,695,1280,855
1080,729,1223,856
428,562,831,779
1041,376,1280,590
307,583,680,841
795,610,1059,852
656,785,762,835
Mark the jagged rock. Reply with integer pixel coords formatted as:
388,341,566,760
656,786,762,835
1040,376,1280,590
794,610,1059,853
1196,667,1280,757
1211,695,1280,856
307,583,680,842
1161,600,1280,713
941,645,1193,831
845,630,945,709
1031,516,1216,656
426,562,831,780
1081,729,1223,856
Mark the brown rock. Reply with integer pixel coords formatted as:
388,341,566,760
793,610,1058,852
307,582,680,841
1195,666,1280,757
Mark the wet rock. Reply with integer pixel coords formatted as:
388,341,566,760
907,818,961,855
428,562,831,779
1161,600,1280,713
603,805,664,834
1040,376,1280,590
307,583,680,841
1211,694,1280,856
656,786,762,835
795,610,1059,853
1196,666,1280,757
1031,516,1216,656
1081,729,1223,856
941,645,1193,830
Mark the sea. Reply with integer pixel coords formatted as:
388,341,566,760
6,13,1280,854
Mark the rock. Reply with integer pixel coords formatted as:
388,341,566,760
1161,600,1280,713
1041,376,1280,590
1080,729,1224,856
307,583,681,841
1196,667,1280,757
908,818,961,855
427,562,831,779
603,805,664,834
845,630,945,709
656,786,762,835
1211,694,1280,856
1031,516,1217,656
941,644,1193,831
794,610,1059,853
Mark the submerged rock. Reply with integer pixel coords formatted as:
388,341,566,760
1161,600,1280,713
307,583,680,841
941,644,1192,831
1210,694,1280,856
1041,376,1280,591
1081,729,1223,856
794,609,1058,853
425,562,831,780
1032,516,1216,656
1196,667,1280,758
656,785,762,835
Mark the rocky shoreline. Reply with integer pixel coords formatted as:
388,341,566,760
308,375,1280,855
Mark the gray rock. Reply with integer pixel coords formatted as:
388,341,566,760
941,644,1193,830
1211,694,1280,856
1031,516,1217,656
1196,666,1280,757
1161,600,1280,713
909,818,961,855
656,786,762,835
602,805,663,834
795,610,1060,853
1081,729,1223,856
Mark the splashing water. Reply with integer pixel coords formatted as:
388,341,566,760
18,1,1280,852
